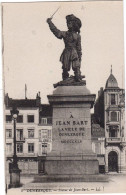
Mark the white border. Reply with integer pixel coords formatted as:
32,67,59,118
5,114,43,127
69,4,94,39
0,1,125,195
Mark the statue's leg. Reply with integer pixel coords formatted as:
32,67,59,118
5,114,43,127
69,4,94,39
72,60,81,81
62,68,69,80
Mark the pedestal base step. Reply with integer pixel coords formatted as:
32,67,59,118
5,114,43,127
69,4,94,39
34,174,108,183
45,159,99,175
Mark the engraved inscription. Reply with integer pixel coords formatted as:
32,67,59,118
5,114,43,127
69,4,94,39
55,119,89,143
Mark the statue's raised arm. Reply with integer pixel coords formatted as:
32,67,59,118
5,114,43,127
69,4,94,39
47,14,83,82
47,18,65,39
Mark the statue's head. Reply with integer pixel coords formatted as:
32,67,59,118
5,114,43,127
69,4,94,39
66,14,82,33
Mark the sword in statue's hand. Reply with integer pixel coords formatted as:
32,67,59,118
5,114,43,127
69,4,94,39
47,6,60,22
50,6,60,19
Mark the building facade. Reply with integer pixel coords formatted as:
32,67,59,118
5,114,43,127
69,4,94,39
5,69,125,174
5,93,52,174
94,69,126,173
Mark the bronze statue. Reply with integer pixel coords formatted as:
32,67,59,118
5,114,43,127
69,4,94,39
47,14,82,82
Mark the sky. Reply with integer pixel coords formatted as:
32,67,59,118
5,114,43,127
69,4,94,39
2,1,124,103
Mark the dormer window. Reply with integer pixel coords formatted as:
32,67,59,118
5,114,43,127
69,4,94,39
41,118,47,125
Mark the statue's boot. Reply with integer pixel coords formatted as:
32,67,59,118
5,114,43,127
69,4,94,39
62,69,69,80
74,68,82,82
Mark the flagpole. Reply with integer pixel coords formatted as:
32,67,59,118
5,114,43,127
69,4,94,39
25,84,27,99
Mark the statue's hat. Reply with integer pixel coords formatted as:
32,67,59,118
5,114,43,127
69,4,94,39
66,14,82,28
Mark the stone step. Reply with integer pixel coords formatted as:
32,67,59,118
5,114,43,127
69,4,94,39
33,174,109,183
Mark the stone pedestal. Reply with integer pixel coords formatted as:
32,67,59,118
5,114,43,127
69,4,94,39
9,163,21,188
46,85,99,175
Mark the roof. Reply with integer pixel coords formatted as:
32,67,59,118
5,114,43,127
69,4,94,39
105,73,118,89
40,104,52,117
6,99,39,108
5,93,41,108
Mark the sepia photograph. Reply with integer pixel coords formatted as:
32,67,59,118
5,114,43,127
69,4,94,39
1,0,126,194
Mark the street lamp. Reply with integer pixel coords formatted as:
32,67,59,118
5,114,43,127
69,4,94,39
9,105,21,188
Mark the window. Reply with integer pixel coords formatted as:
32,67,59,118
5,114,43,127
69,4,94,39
111,112,117,121
27,115,34,123
41,130,49,142
17,115,23,123
109,130,117,137
109,126,118,137
48,130,52,142
41,118,47,125
17,143,23,153
28,129,34,138
111,94,116,105
6,143,12,153
42,143,47,154
6,115,12,123
28,143,34,153
47,118,52,124
6,129,12,138
17,129,23,141
39,130,41,139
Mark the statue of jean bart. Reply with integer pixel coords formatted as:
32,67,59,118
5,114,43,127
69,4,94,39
47,14,82,82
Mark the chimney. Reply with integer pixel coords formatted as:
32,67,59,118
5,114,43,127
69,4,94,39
5,93,9,107
98,87,103,97
36,92,41,106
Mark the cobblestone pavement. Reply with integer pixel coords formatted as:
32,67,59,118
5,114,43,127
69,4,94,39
6,174,126,194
